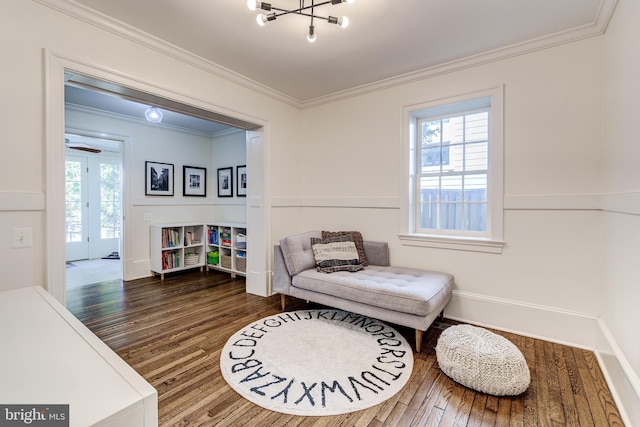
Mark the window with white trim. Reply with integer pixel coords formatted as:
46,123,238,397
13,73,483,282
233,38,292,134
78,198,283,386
404,87,504,252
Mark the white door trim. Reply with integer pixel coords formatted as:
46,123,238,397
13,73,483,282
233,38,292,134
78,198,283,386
45,51,269,304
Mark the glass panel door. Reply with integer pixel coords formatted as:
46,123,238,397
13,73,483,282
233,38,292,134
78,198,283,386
88,157,121,259
65,156,89,261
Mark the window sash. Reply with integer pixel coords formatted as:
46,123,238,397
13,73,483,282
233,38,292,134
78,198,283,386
414,107,490,237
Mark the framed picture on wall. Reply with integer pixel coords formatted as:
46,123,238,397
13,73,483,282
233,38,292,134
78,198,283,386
217,167,233,197
236,165,247,197
145,161,174,196
183,166,207,197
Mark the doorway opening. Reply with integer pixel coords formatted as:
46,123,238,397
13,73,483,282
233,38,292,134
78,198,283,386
47,56,269,304
64,132,124,288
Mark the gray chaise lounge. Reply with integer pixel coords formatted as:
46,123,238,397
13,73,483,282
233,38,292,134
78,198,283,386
273,231,454,351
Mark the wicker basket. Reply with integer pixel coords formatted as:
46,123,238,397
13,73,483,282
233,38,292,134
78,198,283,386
184,253,200,266
220,254,232,270
236,256,246,272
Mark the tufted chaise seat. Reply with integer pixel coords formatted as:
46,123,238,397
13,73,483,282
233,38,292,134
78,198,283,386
273,231,453,351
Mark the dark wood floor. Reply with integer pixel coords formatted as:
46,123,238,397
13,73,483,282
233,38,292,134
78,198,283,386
66,270,624,426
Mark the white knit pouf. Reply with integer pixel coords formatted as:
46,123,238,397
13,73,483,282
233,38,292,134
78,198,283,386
435,324,530,396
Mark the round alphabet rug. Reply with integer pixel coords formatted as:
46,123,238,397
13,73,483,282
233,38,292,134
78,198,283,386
220,309,414,416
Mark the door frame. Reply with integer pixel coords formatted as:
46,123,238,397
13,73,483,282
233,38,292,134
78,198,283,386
45,52,269,304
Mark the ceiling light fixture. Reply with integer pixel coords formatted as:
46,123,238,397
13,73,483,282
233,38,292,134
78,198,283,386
144,106,163,123
248,0,354,43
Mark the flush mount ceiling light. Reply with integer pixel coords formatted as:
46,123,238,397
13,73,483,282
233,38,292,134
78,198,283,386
248,0,354,43
144,106,163,123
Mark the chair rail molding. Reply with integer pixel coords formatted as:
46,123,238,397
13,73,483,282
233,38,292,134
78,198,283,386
0,192,45,211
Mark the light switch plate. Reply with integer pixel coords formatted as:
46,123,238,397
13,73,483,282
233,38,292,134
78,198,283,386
12,227,32,248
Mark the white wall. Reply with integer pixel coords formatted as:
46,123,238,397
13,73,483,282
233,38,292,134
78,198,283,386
0,0,300,290
212,131,248,224
296,38,604,347
599,0,640,424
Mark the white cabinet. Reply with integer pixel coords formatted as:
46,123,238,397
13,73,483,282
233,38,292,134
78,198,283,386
0,287,157,426
150,223,205,280
205,222,247,278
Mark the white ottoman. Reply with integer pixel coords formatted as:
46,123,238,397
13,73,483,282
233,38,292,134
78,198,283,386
435,324,530,396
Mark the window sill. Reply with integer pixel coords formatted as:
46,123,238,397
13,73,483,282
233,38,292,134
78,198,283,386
398,233,505,254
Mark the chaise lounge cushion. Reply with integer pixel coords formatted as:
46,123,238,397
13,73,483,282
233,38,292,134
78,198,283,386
279,230,322,276
292,265,453,316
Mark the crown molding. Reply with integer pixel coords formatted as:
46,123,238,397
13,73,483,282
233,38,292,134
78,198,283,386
302,0,618,107
34,0,617,109
33,0,302,108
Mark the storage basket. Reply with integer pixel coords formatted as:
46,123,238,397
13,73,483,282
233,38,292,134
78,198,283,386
184,253,200,266
236,256,246,272
220,254,232,269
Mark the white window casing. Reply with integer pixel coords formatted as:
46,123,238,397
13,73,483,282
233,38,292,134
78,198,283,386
400,86,505,254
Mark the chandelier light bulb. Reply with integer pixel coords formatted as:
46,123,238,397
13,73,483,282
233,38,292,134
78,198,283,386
247,0,257,11
338,16,349,28
307,25,316,43
257,14,267,26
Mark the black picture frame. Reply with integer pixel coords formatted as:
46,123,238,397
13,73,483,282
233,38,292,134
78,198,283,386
236,165,247,197
183,166,207,197
145,161,174,196
217,167,233,197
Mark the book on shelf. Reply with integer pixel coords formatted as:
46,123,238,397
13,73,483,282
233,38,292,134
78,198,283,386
161,251,180,270
162,228,180,248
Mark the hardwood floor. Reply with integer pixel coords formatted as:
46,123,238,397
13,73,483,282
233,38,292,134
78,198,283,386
66,270,625,426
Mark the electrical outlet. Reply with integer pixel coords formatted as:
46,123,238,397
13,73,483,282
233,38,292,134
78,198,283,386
144,213,152,222
12,227,32,248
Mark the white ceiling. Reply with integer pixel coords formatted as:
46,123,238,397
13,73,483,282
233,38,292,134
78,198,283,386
64,0,615,103
58,0,616,134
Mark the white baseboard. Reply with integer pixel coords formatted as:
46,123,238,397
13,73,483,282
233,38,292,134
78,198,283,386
595,320,640,427
125,259,152,281
444,290,598,349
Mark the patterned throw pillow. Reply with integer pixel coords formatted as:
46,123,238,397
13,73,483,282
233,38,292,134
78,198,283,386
321,230,369,266
310,235,363,273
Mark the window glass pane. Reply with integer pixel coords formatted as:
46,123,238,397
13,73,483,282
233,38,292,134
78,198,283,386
465,141,488,171
100,163,121,239
442,116,464,145
419,203,438,229
441,175,462,201
421,147,444,169
440,202,462,230
421,120,440,145
65,160,82,243
465,112,488,142
419,176,439,203
464,174,487,201
447,145,465,173
465,203,487,231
